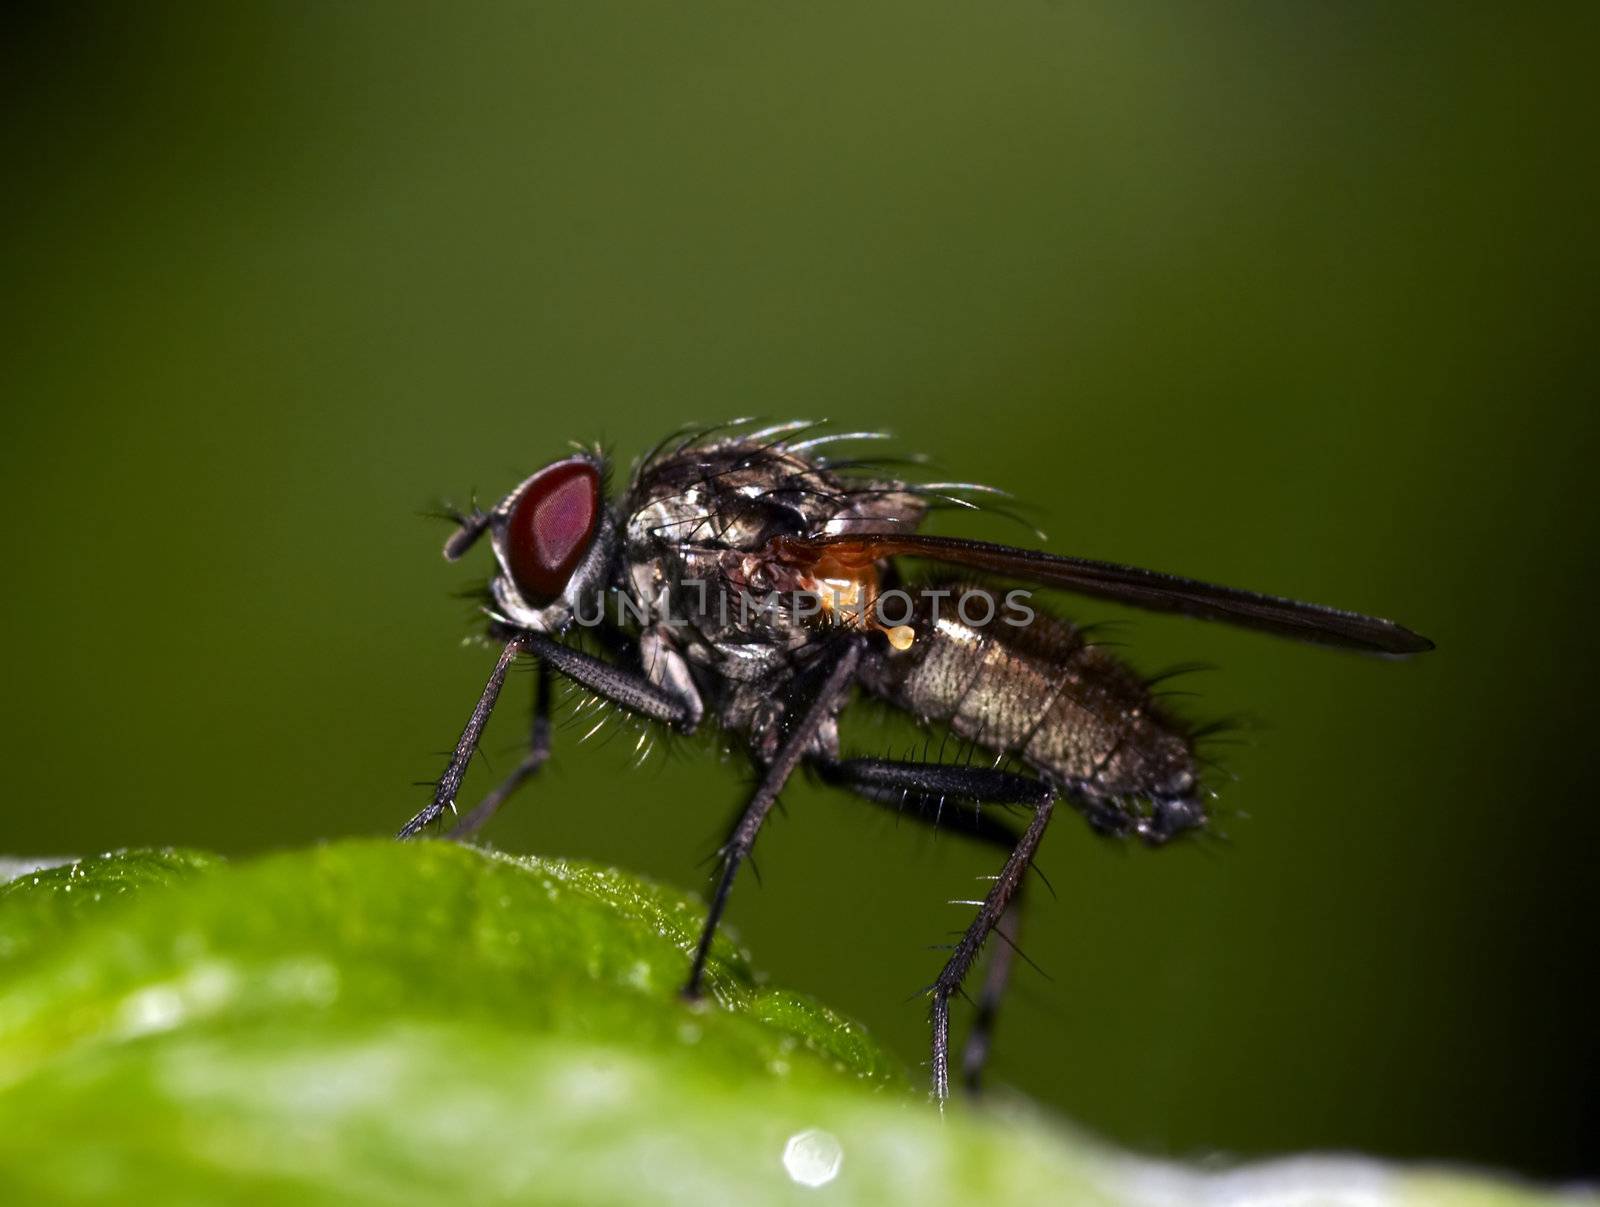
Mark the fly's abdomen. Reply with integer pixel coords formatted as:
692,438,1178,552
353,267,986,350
859,584,1202,840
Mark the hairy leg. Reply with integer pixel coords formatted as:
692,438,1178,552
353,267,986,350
929,797,1056,1102
814,756,1053,1095
682,641,864,998
448,660,553,841
398,632,696,839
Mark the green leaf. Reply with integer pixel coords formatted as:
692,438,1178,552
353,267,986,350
0,842,1582,1205
0,848,221,970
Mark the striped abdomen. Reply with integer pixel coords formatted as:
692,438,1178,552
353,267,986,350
857,584,1204,843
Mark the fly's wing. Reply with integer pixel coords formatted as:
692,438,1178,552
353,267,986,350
771,533,1434,656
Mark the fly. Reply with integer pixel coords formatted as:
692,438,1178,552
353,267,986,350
398,419,1433,1100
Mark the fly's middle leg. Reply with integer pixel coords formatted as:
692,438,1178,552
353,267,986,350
682,641,863,1000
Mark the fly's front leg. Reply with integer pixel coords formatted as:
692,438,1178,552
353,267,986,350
814,756,1052,1095
447,660,553,841
398,631,697,839
399,637,525,838
682,641,863,999
523,632,698,732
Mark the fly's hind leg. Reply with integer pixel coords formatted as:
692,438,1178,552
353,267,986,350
961,894,1022,1093
929,795,1055,1102
812,756,1056,1098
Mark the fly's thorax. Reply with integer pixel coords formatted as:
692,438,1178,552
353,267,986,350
618,434,925,667
859,582,1203,840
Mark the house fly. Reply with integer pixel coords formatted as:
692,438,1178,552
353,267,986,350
399,419,1433,1100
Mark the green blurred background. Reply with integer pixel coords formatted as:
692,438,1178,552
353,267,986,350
3,0,1595,1180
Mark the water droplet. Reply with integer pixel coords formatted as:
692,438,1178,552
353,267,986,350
782,1128,843,1188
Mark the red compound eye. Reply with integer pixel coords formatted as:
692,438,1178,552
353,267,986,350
503,458,601,604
